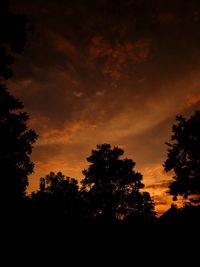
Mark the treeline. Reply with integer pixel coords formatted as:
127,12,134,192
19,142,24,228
29,144,156,224
1,1,200,226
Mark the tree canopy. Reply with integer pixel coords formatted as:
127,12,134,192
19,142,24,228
81,144,156,222
164,111,200,203
0,0,32,80
0,83,37,201
0,1,37,205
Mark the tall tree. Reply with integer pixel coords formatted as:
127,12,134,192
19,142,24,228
0,1,37,204
81,144,156,222
0,83,37,201
164,111,200,203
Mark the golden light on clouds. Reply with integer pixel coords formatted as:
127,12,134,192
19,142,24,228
187,92,200,107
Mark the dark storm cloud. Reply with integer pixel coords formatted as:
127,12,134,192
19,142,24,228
12,4,200,84
12,0,200,102
10,0,200,134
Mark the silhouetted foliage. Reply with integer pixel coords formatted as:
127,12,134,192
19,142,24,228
164,111,200,203
159,203,200,226
0,83,37,202
31,172,87,222
0,1,37,209
0,0,32,80
81,144,156,223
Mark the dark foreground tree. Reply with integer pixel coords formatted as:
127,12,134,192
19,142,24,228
0,0,32,80
31,172,87,222
0,84,37,203
0,1,36,211
164,111,200,204
81,144,156,223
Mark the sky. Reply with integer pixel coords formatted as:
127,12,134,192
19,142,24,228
8,0,200,214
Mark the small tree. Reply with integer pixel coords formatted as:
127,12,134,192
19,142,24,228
32,172,86,221
164,111,200,204
81,144,156,222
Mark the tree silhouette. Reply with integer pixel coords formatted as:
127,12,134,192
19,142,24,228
0,1,37,208
81,144,156,223
164,111,200,204
0,0,32,80
31,172,87,222
0,83,37,203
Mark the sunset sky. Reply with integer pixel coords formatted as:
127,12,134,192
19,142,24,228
8,0,200,214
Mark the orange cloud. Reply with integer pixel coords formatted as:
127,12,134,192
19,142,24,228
152,194,172,216
125,39,150,64
102,40,150,81
28,115,85,146
187,92,200,107
157,12,178,25
55,35,77,58
141,164,173,215
102,46,125,81
89,35,112,58
89,35,150,82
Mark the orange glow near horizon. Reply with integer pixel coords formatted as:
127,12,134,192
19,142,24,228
28,150,173,216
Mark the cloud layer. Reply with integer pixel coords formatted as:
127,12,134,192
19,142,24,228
9,0,200,214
